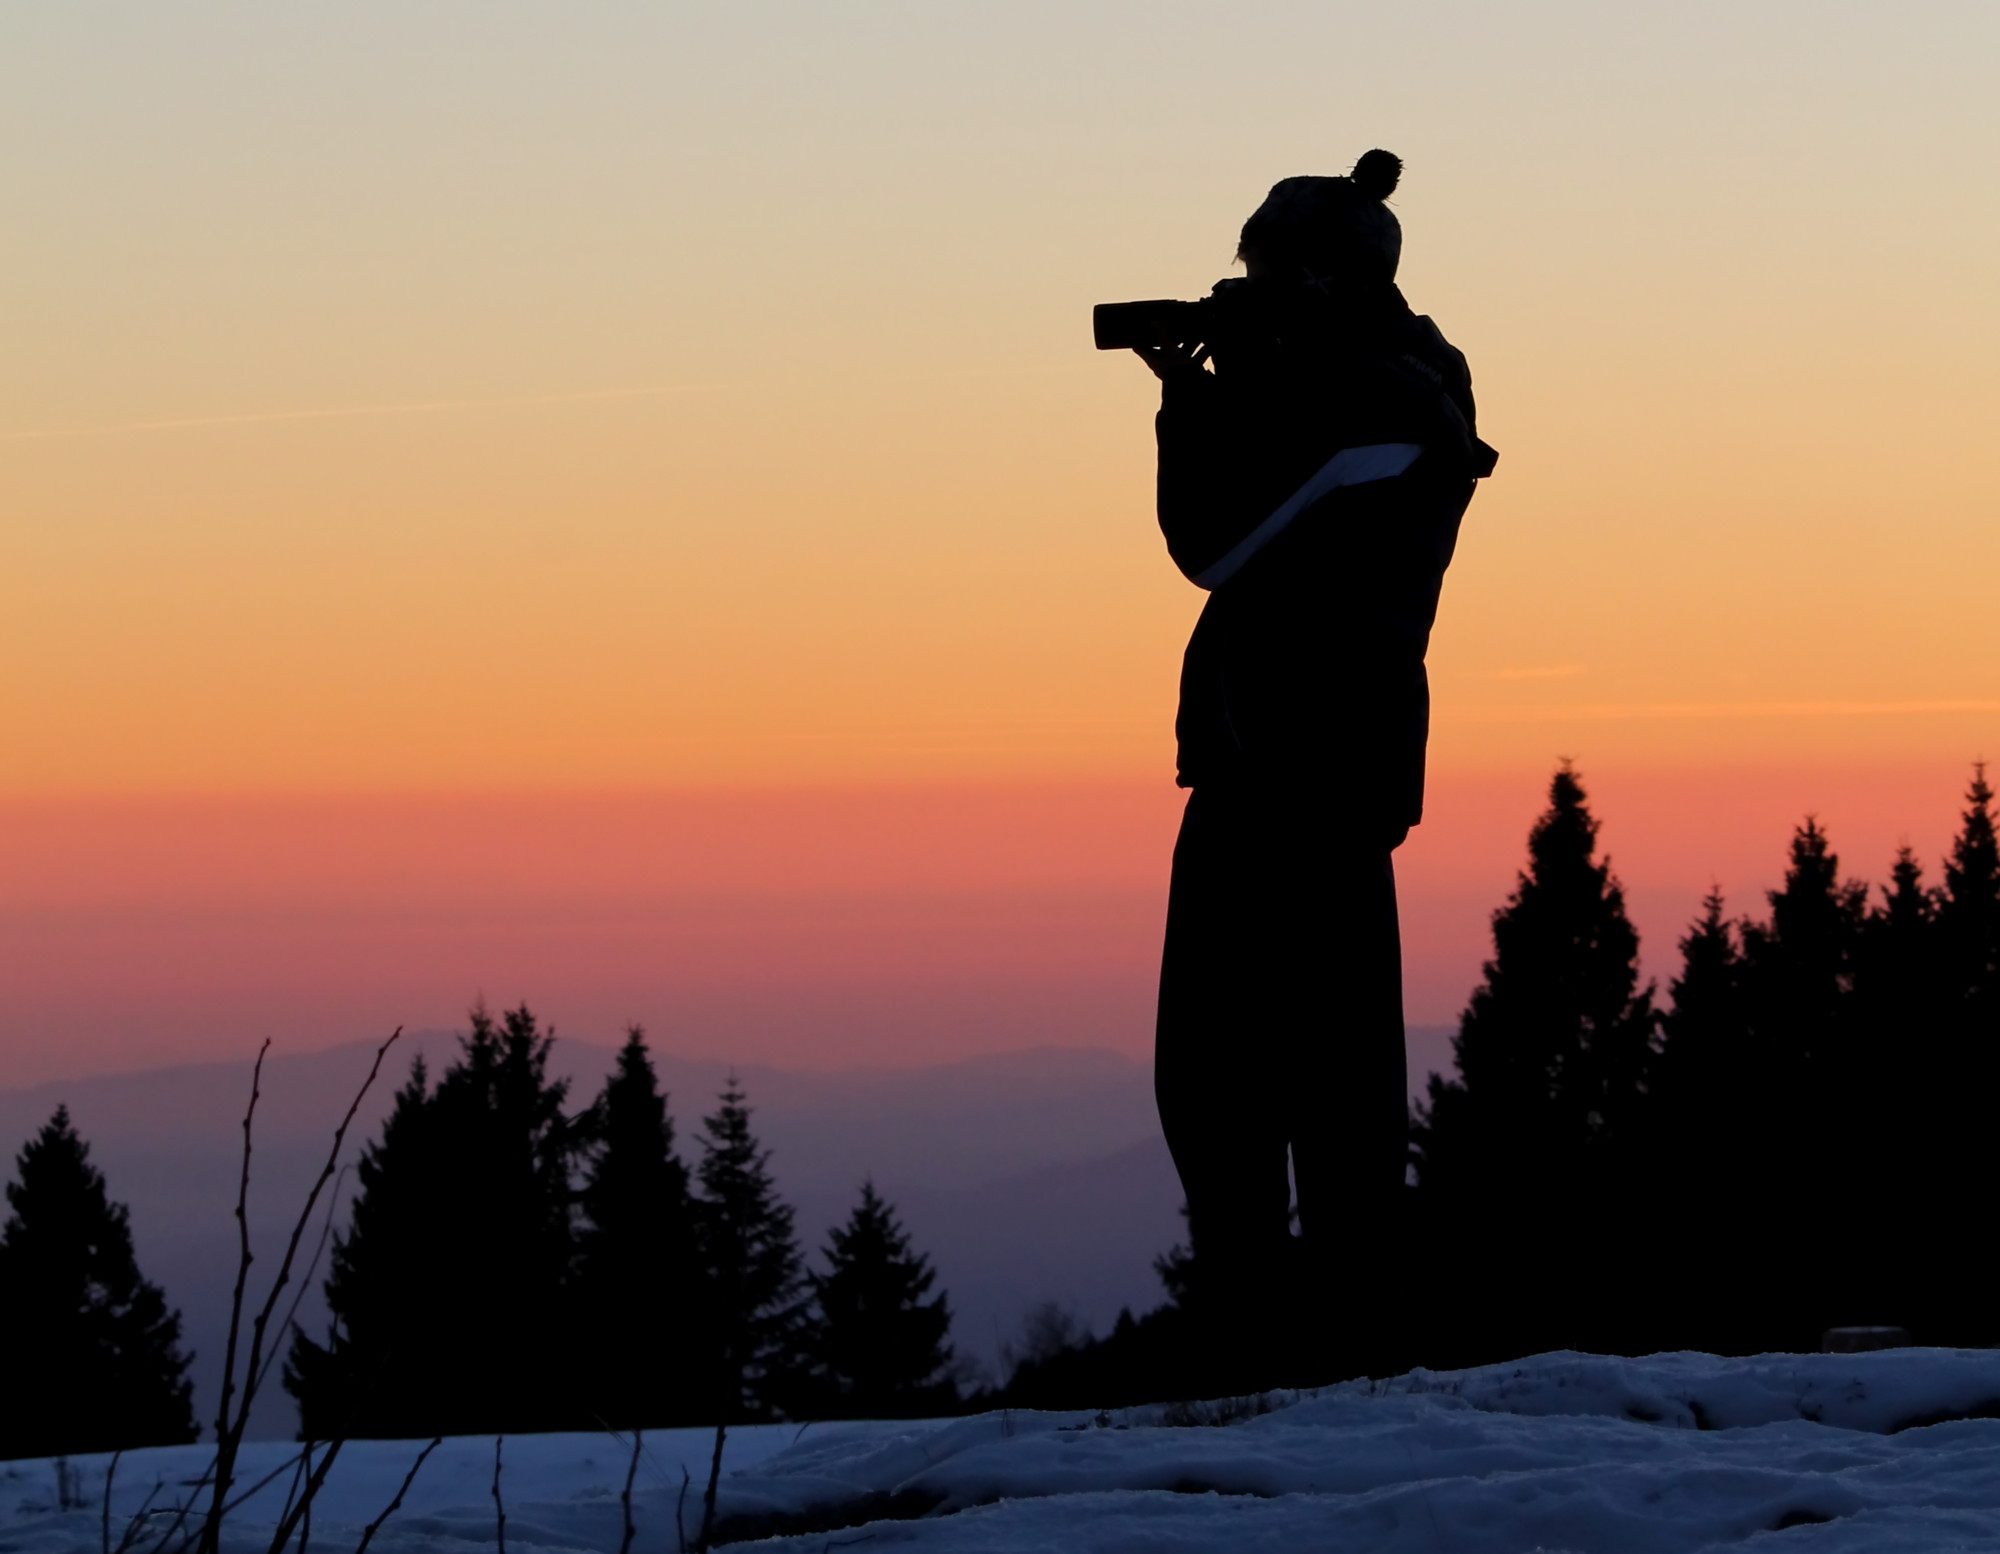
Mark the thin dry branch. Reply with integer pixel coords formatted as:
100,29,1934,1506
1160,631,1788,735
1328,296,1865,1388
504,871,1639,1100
491,1436,508,1554
697,1422,726,1553
255,1445,311,1531
675,1468,691,1554
296,1442,312,1554
236,1030,402,1440
139,1459,215,1554
251,1163,348,1401
100,1449,120,1554
617,1428,642,1554
108,1473,167,1554
193,1029,400,1554
353,1437,441,1554
261,1438,345,1554
199,1038,270,1553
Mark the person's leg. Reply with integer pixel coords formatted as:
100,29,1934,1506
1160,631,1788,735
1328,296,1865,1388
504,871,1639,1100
1155,785,1295,1388
1285,842,1410,1380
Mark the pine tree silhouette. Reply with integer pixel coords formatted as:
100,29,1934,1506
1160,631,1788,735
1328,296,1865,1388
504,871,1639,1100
1938,764,2000,1006
694,1079,810,1422
0,1107,197,1460
573,1026,706,1426
1649,891,1749,1195
1413,764,1656,1195
1737,819,1867,1162
1653,890,1749,1127
1853,845,1941,1142
1842,844,1947,1333
1928,766,2000,1340
806,1181,957,1419
1640,891,1766,1351
1409,765,1656,1359
1731,818,1868,1345
286,1005,587,1438
1740,818,1867,1070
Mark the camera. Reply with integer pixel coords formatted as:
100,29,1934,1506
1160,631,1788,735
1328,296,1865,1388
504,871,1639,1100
1092,279,1265,352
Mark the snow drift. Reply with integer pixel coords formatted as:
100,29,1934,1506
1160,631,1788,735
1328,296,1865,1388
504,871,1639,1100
8,1348,2000,1552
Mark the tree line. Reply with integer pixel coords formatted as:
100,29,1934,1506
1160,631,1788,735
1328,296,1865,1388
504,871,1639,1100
284,1010,957,1437
9,763,1993,1453
0,1016,958,1459
953,761,2000,1397
1409,762,2000,1363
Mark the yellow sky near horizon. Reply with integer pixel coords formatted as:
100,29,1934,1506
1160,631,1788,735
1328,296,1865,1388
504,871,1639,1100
5,0,1999,797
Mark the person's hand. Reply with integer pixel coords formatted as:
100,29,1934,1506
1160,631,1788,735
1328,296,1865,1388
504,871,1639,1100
1132,340,1211,381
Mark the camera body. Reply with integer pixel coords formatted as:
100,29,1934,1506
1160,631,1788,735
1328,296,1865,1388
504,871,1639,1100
1092,279,1266,352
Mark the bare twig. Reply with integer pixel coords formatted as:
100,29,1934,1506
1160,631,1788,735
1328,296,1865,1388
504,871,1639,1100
353,1437,441,1554
260,1438,345,1554
491,1436,507,1554
296,1442,312,1554
264,1445,311,1533
251,1163,349,1401
109,1474,166,1554
206,1445,310,1524
675,1468,691,1554
198,1029,401,1554
137,1459,216,1554
101,1450,121,1554
237,1031,402,1444
697,1422,726,1554
618,1428,642,1554
199,1037,270,1554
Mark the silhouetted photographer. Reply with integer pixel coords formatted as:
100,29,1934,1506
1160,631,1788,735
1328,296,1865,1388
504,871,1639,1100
1112,151,1495,1388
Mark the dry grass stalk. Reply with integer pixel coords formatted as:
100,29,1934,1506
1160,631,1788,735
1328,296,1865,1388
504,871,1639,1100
353,1436,441,1554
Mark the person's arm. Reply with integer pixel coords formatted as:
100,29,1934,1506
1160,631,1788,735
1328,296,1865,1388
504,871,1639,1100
1150,350,1323,587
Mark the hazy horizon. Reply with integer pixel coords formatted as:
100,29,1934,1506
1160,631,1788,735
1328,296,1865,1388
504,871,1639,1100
6,2,1997,1083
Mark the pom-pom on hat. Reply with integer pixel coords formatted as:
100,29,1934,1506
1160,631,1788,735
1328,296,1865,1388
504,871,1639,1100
1238,149,1403,283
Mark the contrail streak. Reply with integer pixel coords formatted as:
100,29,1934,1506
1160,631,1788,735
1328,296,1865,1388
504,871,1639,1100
1449,699,2000,723
0,383,716,442
0,360,1094,444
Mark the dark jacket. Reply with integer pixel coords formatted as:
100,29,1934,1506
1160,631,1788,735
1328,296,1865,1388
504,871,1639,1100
1156,285,1494,828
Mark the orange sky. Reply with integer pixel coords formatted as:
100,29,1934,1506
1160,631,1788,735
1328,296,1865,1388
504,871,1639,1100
3,2,1998,1082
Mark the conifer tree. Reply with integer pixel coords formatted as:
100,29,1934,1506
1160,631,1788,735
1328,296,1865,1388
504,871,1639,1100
694,1080,810,1422
1852,844,1941,1123
1408,766,1657,1357
286,1005,587,1438
0,1107,197,1459
1938,764,2000,1007
1641,892,1765,1350
1929,766,2000,1339
573,1026,705,1426
1739,818,1868,1073
1650,890,1749,1156
806,1181,957,1419
1735,818,1868,1189
1413,764,1656,1196
1730,819,1869,1343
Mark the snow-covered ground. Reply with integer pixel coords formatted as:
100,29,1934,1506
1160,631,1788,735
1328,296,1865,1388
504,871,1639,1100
9,1349,2000,1552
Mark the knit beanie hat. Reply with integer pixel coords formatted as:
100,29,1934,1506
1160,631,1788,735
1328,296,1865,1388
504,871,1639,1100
1237,149,1403,284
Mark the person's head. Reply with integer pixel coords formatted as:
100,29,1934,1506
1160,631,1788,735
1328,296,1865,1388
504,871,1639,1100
1237,149,1402,291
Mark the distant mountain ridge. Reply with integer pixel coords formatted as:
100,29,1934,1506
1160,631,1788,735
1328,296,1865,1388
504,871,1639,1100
0,1036,1174,1438
0,1026,1454,1439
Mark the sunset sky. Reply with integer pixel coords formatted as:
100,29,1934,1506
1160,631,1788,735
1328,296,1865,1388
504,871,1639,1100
4,2,1997,1087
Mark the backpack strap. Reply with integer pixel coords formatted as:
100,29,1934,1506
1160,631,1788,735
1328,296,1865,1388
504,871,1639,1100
1193,441,1423,590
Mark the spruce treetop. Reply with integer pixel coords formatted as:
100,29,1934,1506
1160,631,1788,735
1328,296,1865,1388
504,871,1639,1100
1944,763,1999,908
697,1077,810,1420
0,1106,197,1456
1414,763,1656,1191
809,1180,956,1417
1939,763,2000,997
1666,890,1743,1036
580,1025,689,1232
